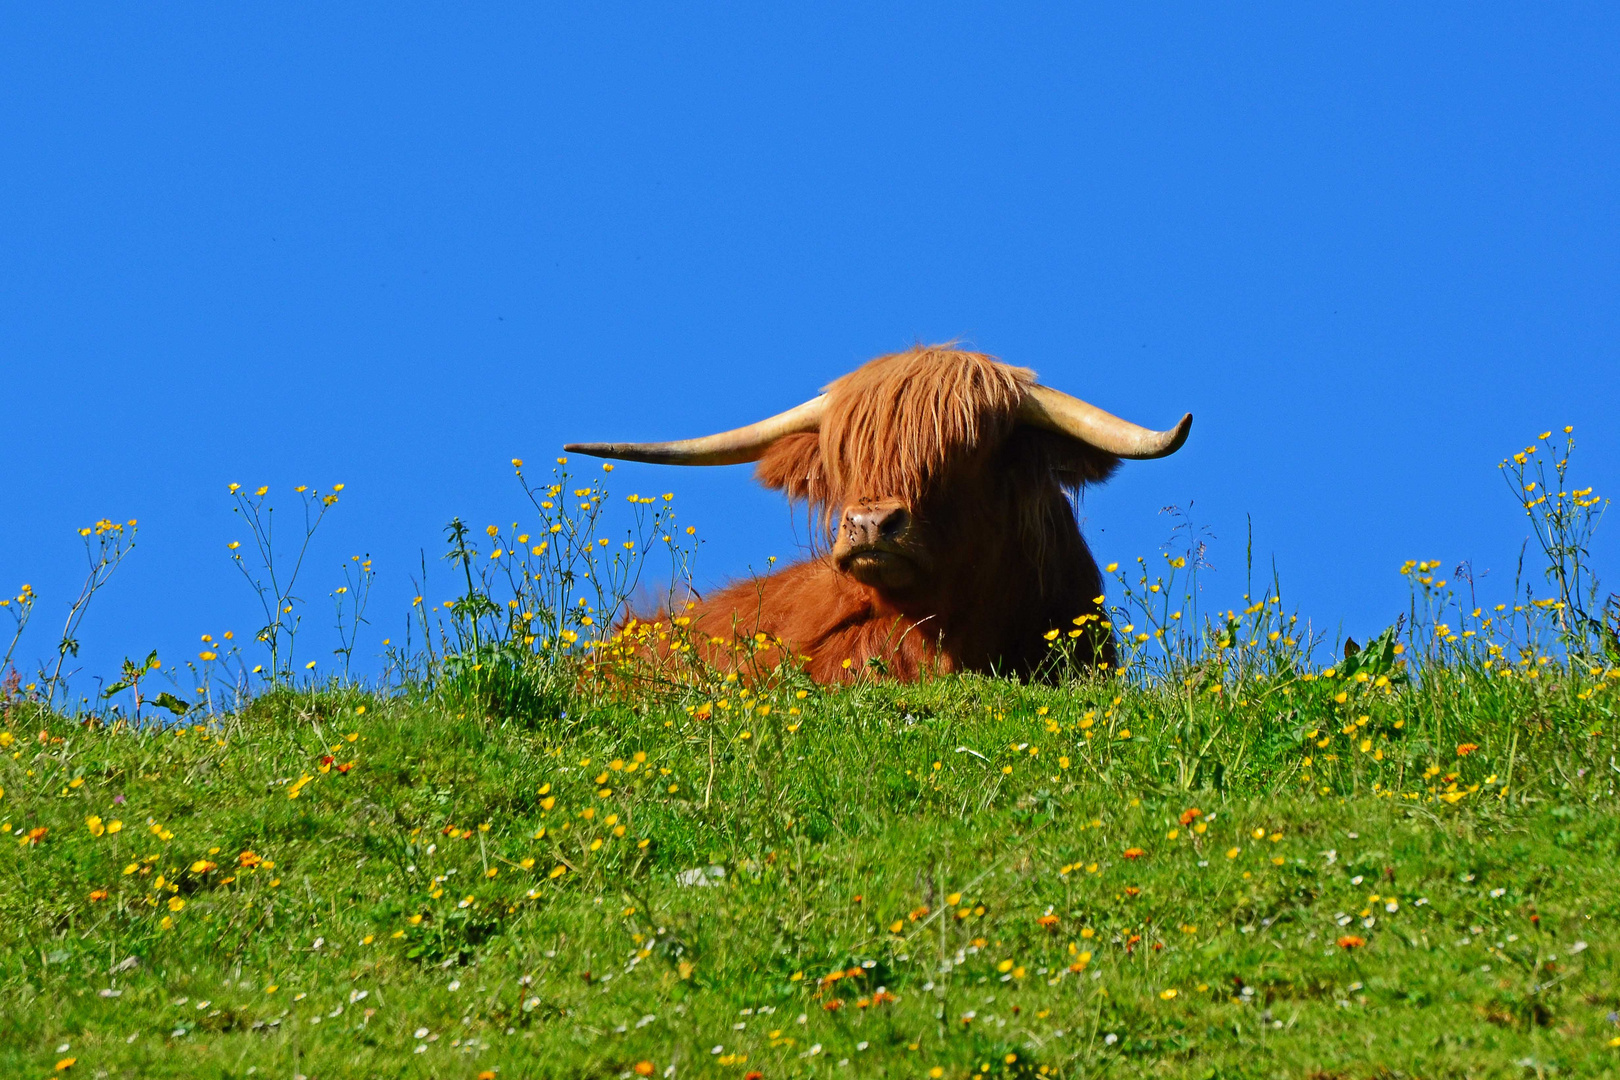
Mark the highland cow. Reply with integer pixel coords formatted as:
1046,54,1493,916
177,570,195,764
567,345,1190,682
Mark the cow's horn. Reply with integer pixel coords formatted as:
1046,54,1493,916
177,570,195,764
565,394,827,466
1019,384,1192,459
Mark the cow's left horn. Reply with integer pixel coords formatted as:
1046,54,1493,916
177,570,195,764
1019,385,1192,459
565,394,827,466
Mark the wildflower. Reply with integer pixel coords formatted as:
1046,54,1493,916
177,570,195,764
1123,847,1145,860
89,889,108,901
1456,743,1479,756
1160,988,1178,1000
1179,807,1202,825
1337,935,1366,949
86,816,105,837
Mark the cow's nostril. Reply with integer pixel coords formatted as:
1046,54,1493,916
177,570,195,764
841,502,909,548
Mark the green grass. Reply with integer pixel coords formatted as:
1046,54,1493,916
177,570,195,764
4,665,1620,1079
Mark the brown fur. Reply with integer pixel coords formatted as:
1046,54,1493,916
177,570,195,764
665,345,1123,682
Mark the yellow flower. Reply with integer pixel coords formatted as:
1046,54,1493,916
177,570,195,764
167,896,185,912
86,816,105,837
1160,988,1178,1000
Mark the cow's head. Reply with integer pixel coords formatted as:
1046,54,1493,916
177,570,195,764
566,346,1190,604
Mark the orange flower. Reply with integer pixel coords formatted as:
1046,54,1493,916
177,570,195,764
633,1066,654,1078
25,827,47,845
237,851,262,868
1178,807,1203,826
1456,743,1479,756
1337,935,1366,949
824,998,844,1011
89,889,109,902
1124,886,1141,897
1123,847,1145,860
1036,913,1060,929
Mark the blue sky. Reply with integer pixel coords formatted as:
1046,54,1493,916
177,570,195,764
3,5,1617,691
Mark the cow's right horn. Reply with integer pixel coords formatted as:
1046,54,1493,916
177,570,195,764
1019,385,1192,460
566,394,827,466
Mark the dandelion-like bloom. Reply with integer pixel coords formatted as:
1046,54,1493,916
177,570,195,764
1456,743,1479,756
1337,935,1366,949
1123,847,1145,860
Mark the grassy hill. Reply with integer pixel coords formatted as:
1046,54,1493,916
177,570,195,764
3,433,1615,1077
4,664,1620,1079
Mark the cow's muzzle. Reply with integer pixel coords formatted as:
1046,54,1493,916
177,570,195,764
833,500,919,589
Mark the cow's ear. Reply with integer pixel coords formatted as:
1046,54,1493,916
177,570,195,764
1026,430,1121,489
754,432,826,502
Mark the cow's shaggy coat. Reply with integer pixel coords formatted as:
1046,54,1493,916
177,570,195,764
666,346,1124,682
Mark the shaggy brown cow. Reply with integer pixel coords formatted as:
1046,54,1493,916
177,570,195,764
566,345,1190,682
